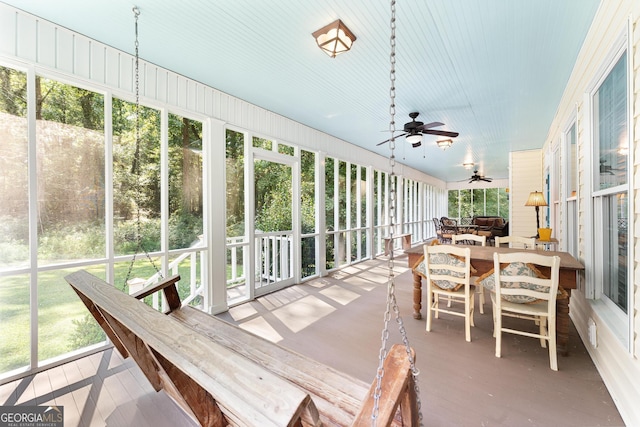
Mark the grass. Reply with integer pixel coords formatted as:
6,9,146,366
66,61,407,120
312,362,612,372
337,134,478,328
0,259,202,375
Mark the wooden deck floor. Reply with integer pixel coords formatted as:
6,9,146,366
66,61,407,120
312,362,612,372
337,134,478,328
0,256,625,426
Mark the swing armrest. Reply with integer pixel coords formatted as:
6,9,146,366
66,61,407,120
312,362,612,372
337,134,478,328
131,275,182,312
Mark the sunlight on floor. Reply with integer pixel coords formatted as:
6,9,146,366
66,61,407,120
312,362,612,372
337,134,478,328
320,285,360,305
237,317,284,343
272,295,336,333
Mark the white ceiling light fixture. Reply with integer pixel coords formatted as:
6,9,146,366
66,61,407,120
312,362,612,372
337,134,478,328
312,19,356,58
437,139,453,150
463,162,475,170
405,133,422,147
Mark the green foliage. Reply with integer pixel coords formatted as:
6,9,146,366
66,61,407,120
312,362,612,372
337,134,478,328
69,313,106,348
448,188,510,219
169,212,203,248
38,221,106,260
114,219,161,254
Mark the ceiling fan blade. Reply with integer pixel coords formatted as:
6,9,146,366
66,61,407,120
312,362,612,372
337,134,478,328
376,132,408,146
416,121,444,130
421,129,460,138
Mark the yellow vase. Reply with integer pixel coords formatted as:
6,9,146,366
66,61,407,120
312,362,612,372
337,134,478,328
538,228,552,241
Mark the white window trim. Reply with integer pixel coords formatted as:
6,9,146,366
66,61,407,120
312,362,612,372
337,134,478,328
583,23,632,350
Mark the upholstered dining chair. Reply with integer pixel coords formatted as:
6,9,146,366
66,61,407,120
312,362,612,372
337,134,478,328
422,244,475,342
487,251,561,370
452,233,487,314
494,235,536,250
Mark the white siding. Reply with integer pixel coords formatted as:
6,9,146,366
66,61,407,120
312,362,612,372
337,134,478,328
543,0,640,425
509,149,544,237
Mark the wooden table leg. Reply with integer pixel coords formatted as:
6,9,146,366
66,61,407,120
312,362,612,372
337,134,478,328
556,289,570,356
412,273,423,319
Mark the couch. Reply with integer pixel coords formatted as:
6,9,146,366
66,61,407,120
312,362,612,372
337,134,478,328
472,216,509,239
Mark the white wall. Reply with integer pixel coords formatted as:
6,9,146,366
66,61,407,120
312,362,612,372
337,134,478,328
542,0,640,424
509,150,544,237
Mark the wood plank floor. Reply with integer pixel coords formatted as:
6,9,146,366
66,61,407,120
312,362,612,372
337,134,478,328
0,256,625,426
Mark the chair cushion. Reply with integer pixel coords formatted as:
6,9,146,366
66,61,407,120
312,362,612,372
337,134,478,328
475,262,547,303
422,252,469,291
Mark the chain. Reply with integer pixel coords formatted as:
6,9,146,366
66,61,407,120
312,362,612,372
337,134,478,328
125,6,162,288
371,0,422,425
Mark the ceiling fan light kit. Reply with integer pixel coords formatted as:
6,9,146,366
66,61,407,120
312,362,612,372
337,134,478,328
406,133,422,147
436,139,453,150
312,19,356,58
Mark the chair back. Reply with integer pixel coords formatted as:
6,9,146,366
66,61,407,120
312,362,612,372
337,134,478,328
452,234,486,246
493,251,560,312
423,244,471,292
495,235,536,249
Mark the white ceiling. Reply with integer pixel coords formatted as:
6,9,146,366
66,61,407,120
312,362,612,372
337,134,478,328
1,0,600,183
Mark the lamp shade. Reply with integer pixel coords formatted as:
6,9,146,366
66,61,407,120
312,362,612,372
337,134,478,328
312,19,356,58
524,191,548,207
406,133,422,147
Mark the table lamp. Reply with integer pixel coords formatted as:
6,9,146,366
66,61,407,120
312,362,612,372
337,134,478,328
525,191,548,238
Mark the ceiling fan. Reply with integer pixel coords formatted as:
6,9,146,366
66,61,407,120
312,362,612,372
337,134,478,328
377,112,459,148
468,170,492,183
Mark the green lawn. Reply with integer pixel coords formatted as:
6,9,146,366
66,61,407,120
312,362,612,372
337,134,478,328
0,259,201,374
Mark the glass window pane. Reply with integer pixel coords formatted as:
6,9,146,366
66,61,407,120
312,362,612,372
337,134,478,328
484,189,499,216
498,188,509,218
301,150,315,234
168,114,203,250
350,164,357,229
360,169,367,228
113,97,161,255
36,78,105,264
448,190,459,218
594,54,627,190
252,136,272,150
1,273,30,375
277,143,294,156
338,161,347,230
38,267,106,364
226,129,245,239
325,157,334,231
301,236,316,278
568,123,577,196
0,66,28,270
602,193,627,312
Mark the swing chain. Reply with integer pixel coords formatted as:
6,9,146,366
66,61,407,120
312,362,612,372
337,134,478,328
371,1,423,425
124,7,162,288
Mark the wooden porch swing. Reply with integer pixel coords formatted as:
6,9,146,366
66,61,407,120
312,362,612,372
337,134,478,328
65,270,419,426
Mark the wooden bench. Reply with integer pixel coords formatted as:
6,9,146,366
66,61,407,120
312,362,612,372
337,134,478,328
65,271,419,426
383,233,412,255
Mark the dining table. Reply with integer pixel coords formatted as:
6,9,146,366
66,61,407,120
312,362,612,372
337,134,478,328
406,244,585,356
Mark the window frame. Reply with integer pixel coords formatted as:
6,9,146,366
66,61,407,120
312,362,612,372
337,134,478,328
584,28,632,349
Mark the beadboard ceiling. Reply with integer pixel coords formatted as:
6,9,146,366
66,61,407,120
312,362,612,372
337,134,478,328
1,0,600,183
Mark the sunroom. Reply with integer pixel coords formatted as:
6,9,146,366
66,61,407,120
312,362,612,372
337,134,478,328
0,0,639,426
